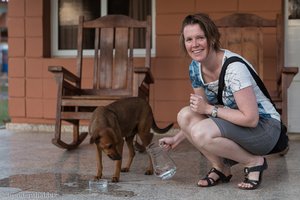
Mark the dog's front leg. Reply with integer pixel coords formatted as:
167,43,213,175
112,160,122,182
112,140,124,182
138,132,154,175
121,136,135,172
94,144,103,180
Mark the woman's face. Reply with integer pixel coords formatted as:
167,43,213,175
183,24,209,62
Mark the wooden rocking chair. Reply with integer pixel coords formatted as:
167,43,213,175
215,13,298,127
48,15,154,150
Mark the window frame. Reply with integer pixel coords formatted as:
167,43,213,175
51,0,156,57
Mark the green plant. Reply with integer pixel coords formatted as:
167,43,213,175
0,83,9,126
0,99,8,125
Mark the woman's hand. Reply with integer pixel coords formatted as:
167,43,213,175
159,137,176,151
159,130,187,150
190,93,210,114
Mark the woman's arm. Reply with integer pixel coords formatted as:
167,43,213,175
190,86,259,128
215,86,259,127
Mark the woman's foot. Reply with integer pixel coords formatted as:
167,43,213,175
197,167,232,187
238,157,268,190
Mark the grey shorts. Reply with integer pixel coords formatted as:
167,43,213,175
211,117,281,155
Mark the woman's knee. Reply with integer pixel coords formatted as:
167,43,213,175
190,119,222,148
177,106,193,125
190,124,208,147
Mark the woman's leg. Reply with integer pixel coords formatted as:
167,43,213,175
189,117,265,188
177,106,265,188
177,107,231,186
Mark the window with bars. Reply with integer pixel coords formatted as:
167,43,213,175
52,0,154,56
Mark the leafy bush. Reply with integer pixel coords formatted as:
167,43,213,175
0,84,9,126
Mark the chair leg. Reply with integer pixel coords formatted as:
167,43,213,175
72,120,88,148
52,119,88,150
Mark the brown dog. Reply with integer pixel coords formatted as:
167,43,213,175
89,97,173,182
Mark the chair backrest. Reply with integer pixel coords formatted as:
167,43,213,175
215,13,280,83
214,13,299,127
76,15,152,97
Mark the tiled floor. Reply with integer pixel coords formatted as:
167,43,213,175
0,129,300,200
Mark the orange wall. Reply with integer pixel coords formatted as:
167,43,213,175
7,0,283,128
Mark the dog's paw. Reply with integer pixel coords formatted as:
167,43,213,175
112,177,119,182
121,167,130,172
144,170,153,175
93,175,102,181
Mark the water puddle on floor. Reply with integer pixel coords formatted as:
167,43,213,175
0,173,135,197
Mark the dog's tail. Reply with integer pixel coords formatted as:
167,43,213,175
152,119,174,134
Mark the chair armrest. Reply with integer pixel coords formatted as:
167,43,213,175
280,66,299,91
48,66,80,84
282,66,299,75
134,67,154,84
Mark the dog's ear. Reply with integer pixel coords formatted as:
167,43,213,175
89,134,100,144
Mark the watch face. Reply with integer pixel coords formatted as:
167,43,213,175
212,111,216,117
212,107,218,117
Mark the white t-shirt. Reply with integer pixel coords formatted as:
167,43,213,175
189,49,280,121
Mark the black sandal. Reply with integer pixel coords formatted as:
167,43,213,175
197,168,232,187
239,157,268,190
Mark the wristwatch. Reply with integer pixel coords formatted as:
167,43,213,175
211,106,218,118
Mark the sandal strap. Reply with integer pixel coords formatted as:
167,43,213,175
244,178,259,186
198,168,232,187
244,158,268,175
239,178,260,190
208,168,227,181
202,176,216,186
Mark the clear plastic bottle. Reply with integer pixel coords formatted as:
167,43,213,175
146,143,176,180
